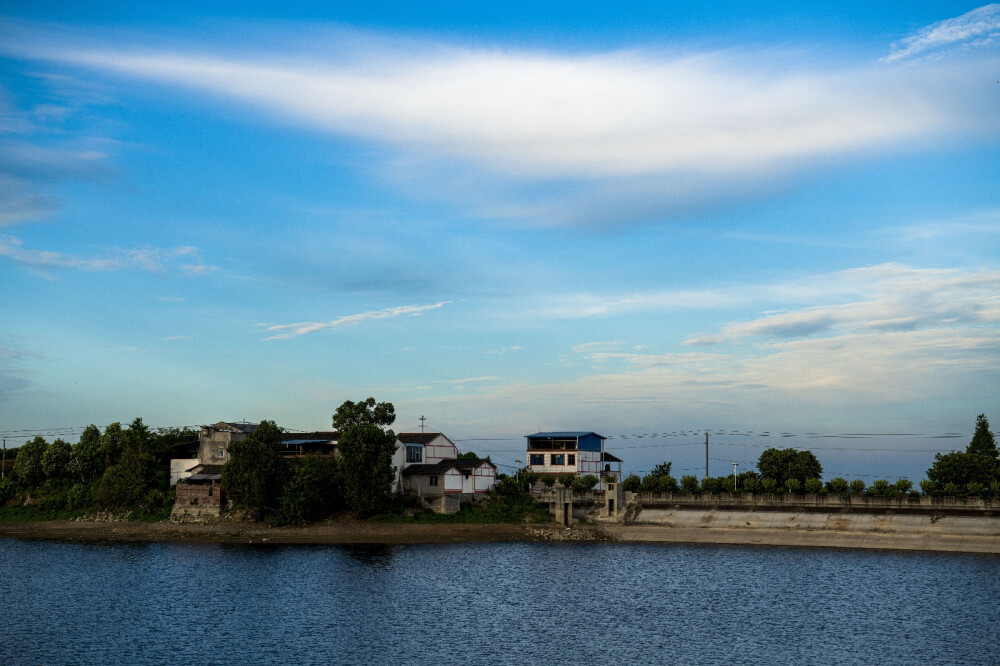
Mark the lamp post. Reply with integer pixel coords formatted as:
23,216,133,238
732,462,739,492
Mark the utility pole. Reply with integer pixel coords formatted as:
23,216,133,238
2,439,5,478
419,415,427,433
705,431,710,479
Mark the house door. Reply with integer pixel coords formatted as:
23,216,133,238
608,498,615,514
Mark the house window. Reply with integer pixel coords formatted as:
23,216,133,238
218,448,225,459
529,454,545,466
567,454,576,466
406,445,423,463
429,475,438,486
550,454,565,466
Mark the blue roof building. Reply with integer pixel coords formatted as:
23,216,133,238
525,431,621,486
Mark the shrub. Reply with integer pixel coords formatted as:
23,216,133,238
894,479,913,495
742,477,760,493
541,475,556,487
557,473,576,487
919,479,936,496
622,474,641,493
804,478,823,494
66,483,93,510
572,475,600,492
785,478,803,495
966,482,986,498
680,475,699,494
826,478,849,494
849,479,866,494
942,482,962,497
868,479,891,497
656,475,679,494
991,480,1000,497
761,478,778,494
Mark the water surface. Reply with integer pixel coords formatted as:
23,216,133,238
1,539,997,664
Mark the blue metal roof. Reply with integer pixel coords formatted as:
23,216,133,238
526,431,605,439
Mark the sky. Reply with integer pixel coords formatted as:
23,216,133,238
1,1,998,481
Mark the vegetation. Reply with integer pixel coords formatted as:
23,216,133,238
221,420,290,521
925,414,998,495
757,448,822,486
333,398,398,516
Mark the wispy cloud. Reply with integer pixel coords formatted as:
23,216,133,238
2,12,997,226
435,376,502,384
485,346,524,355
684,264,1000,345
261,301,450,340
885,4,1000,61
162,335,192,341
0,235,217,276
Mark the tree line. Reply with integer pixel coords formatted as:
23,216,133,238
622,414,999,498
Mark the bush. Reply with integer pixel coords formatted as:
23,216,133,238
991,481,1000,497
761,478,778,493
868,479,891,497
66,483,93,510
541,475,556,487
557,473,576,487
966,482,986,498
622,474,641,493
919,479,936,496
804,478,823,495
826,478,849,494
742,477,761,493
894,479,913,495
849,479,866,494
680,475,699,494
785,478,803,495
942,482,962,497
571,475,600,492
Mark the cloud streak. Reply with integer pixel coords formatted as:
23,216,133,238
885,4,1000,61
262,301,450,340
2,10,998,226
0,235,217,276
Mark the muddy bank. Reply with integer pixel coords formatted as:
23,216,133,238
2,518,997,553
605,524,1000,554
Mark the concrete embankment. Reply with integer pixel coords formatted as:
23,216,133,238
605,493,1000,554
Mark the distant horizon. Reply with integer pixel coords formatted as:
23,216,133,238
1,3,997,486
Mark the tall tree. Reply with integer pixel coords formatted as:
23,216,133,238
70,424,102,482
41,439,72,480
926,413,998,492
13,436,47,487
221,420,289,520
967,414,997,459
333,398,397,516
757,448,822,486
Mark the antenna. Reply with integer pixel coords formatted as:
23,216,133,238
419,415,427,433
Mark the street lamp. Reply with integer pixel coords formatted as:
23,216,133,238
732,462,739,492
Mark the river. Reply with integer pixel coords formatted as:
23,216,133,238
1,539,997,664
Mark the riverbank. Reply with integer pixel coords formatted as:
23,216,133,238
1,518,998,553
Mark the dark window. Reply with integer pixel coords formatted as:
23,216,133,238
430,475,438,486
529,454,545,466
406,445,423,463
567,454,576,465
551,454,565,466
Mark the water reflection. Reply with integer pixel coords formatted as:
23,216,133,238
338,543,398,567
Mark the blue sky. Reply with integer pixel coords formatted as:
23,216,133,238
1,2,998,480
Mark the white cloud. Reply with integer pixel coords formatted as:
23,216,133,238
435,376,502,384
885,4,1000,61
684,264,1000,344
3,15,997,225
261,301,450,340
0,235,217,276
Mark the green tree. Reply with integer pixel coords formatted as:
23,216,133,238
649,462,673,479
757,448,822,486
680,475,699,493
333,398,397,516
622,473,641,493
42,439,72,480
826,478,849,494
849,479,866,494
926,414,999,493
13,436,47,487
69,425,102,482
967,414,997,459
276,456,340,525
457,451,479,459
221,420,290,520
